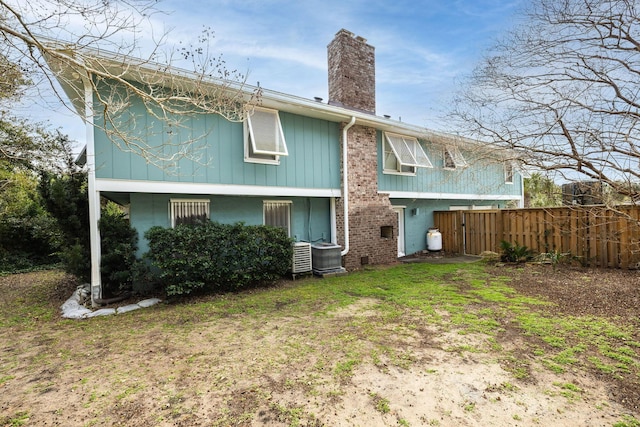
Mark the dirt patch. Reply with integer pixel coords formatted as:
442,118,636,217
498,264,640,320
1,266,639,426
496,263,640,415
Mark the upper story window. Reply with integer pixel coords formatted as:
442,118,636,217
263,200,291,237
443,146,467,169
383,132,433,175
504,162,514,184
244,106,288,165
170,199,210,227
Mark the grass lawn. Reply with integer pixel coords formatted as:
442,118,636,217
1,262,639,426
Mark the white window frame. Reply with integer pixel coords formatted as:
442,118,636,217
383,132,433,175
263,200,292,237
244,106,288,165
383,136,415,175
504,162,514,184
443,146,467,169
169,199,210,228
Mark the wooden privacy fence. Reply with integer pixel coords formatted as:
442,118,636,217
434,206,640,269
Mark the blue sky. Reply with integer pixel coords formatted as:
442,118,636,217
23,0,525,148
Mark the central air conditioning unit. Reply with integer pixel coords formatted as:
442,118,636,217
311,242,343,275
291,242,312,274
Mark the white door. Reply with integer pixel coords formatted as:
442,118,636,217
393,207,405,257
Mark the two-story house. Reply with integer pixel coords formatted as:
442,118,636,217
48,29,523,304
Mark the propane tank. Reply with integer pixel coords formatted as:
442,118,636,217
427,227,442,251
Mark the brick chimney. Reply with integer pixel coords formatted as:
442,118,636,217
329,29,398,270
327,29,376,113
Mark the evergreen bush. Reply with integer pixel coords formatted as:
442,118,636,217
99,204,139,296
144,221,293,296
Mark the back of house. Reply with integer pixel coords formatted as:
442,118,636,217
49,29,524,302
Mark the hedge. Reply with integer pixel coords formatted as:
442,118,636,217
144,221,293,296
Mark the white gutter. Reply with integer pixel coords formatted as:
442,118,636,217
341,116,356,256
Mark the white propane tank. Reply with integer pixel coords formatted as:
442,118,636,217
427,228,442,251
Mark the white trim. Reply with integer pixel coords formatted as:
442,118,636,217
330,197,337,245
243,155,280,165
449,205,499,211
383,169,416,176
84,76,102,306
169,198,212,203
262,199,293,204
95,179,341,198
95,179,520,201
381,190,523,201
392,206,405,258
504,162,514,184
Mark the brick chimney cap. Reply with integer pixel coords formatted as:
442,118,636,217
336,28,354,38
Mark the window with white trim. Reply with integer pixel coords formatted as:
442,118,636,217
170,199,210,227
263,200,291,237
244,106,288,164
504,162,514,184
443,146,467,169
383,132,433,175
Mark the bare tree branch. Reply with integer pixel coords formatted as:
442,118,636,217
451,0,640,204
0,0,258,170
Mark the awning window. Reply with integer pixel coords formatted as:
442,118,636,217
384,132,433,168
246,106,288,157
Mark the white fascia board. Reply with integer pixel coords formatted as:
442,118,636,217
96,178,341,198
380,190,523,201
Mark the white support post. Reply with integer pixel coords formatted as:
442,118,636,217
83,77,102,306
330,197,337,244
519,174,525,208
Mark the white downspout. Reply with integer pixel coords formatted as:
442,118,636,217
341,116,356,256
83,76,102,307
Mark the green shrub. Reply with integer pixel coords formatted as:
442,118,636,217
99,205,139,296
144,221,294,296
0,170,62,272
39,170,90,280
60,242,91,282
500,240,534,263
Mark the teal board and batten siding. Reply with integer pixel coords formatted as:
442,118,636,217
129,194,332,256
392,199,509,255
92,87,341,190
382,130,522,255
377,132,523,197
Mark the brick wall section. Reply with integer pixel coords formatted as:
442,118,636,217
329,29,398,270
335,124,398,270
327,29,376,113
